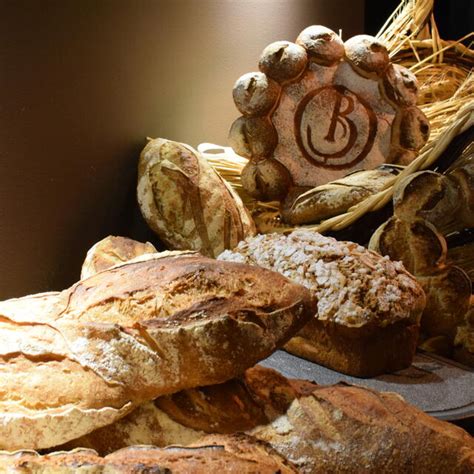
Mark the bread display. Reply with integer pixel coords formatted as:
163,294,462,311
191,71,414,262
0,434,298,473
369,148,473,363
281,165,402,225
0,252,315,450
219,230,426,376
57,366,474,473
81,235,157,279
137,138,255,257
229,26,429,203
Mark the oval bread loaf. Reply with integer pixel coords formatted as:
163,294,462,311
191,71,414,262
0,253,315,450
137,138,256,257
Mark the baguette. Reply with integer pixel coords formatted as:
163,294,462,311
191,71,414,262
0,253,315,450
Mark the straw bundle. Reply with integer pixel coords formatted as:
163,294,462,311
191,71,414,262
201,0,473,235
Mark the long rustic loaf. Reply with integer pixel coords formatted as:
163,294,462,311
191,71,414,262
0,433,298,473
0,253,315,450
61,366,474,473
219,230,426,376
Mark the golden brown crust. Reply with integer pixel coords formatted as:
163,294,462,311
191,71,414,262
281,166,401,225
80,235,157,279
220,231,425,376
0,255,315,450
61,366,298,455
253,384,474,474
370,163,473,353
0,434,298,473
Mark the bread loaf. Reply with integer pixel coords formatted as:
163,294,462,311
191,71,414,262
0,253,315,450
369,156,473,361
281,165,402,225
61,366,474,473
81,235,157,279
219,230,426,376
0,433,298,473
137,138,255,257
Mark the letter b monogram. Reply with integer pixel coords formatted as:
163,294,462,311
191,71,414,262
295,85,377,169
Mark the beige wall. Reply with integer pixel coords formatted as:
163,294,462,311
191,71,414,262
0,0,364,298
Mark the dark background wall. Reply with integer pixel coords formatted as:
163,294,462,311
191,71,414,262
0,0,364,298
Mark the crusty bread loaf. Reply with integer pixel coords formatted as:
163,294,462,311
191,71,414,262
0,434,298,473
81,235,157,279
137,138,255,257
61,366,474,473
252,382,474,473
219,230,426,376
0,253,315,450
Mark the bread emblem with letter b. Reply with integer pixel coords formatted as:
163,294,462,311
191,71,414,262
230,26,430,201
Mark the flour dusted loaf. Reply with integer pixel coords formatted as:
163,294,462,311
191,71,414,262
61,366,474,473
219,230,426,376
0,434,297,473
137,138,255,257
0,252,315,450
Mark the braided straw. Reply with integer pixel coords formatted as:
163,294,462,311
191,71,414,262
201,0,473,234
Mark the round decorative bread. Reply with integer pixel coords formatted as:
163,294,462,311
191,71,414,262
229,26,430,201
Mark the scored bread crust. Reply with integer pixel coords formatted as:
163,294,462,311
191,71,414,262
0,433,298,473
61,366,474,473
0,254,315,450
137,138,256,258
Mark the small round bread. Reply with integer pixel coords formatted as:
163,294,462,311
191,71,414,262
344,34,390,78
233,72,280,116
241,158,293,201
228,116,277,158
296,25,344,66
393,106,430,151
383,64,418,106
258,41,307,83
